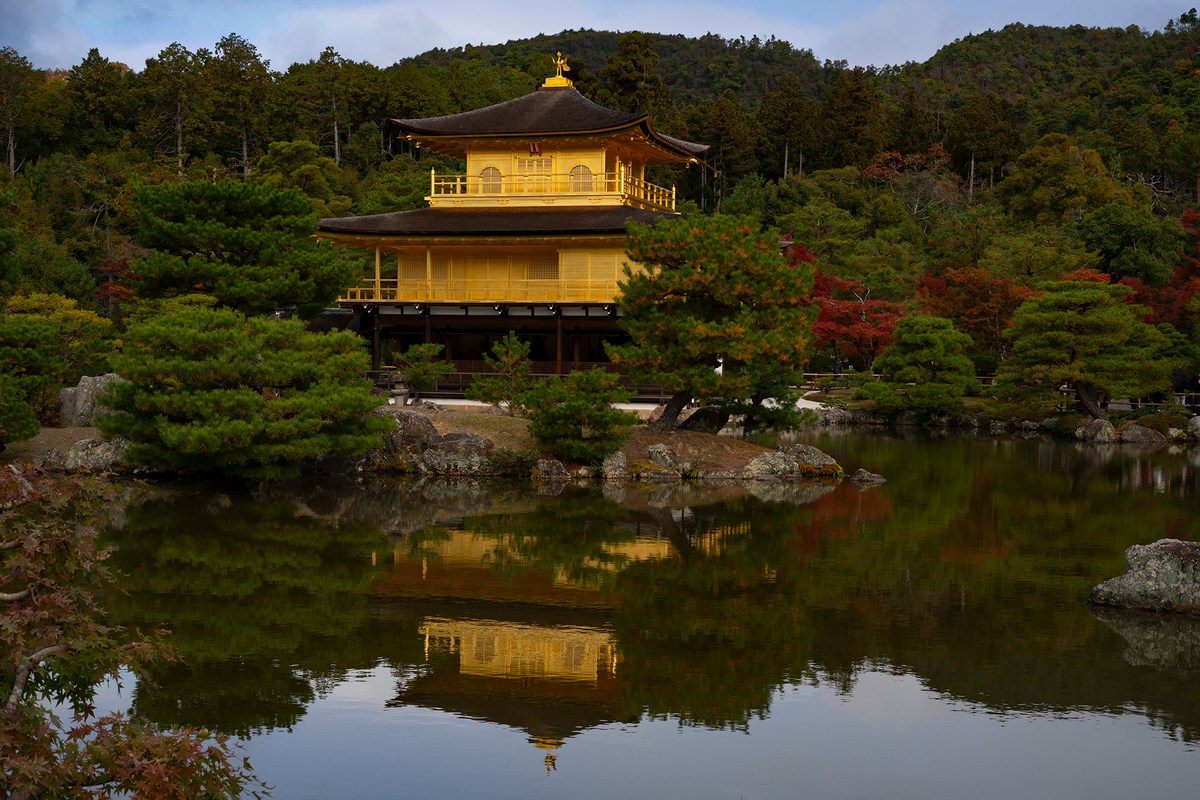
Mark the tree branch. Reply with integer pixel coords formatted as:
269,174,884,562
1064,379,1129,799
4,644,70,712
0,587,33,602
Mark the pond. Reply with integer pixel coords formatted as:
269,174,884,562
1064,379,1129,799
98,430,1200,799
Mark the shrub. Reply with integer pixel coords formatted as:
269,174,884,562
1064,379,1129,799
522,369,637,464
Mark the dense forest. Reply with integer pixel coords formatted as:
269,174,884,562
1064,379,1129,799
3,11,1200,410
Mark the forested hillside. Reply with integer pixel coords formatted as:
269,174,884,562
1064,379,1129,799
2,10,1200,414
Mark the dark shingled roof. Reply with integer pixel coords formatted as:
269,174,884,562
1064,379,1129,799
319,206,674,237
392,86,708,157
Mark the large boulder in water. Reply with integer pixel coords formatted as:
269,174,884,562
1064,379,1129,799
1090,539,1200,614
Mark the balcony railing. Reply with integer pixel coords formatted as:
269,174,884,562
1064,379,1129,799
341,277,621,304
430,169,675,211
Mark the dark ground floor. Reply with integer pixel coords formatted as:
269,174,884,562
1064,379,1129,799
312,302,664,398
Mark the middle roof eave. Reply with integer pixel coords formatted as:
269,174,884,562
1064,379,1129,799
317,206,677,237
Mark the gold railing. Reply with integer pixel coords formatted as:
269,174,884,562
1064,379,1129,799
430,169,675,211
341,277,621,304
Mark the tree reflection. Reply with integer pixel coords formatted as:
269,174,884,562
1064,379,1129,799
102,489,392,736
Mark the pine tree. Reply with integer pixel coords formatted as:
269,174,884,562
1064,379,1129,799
607,215,817,430
132,179,357,316
992,274,1183,419
98,301,387,479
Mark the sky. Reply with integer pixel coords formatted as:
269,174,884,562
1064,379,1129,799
0,0,1186,73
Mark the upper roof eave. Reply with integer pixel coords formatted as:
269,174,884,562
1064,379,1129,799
391,86,709,161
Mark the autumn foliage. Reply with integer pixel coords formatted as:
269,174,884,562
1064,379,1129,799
810,272,902,370
1,465,264,798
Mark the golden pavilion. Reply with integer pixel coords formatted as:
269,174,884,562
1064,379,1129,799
317,55,710,380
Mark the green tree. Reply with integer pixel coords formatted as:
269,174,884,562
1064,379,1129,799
98,301,387,479
254,139,352,217
0,47,35,178
523,368,637,464
996,134,1139,224
992,274,1183,419
132,179,357,316
0,289,112,434
946,92,1017,202
211,34,271,177
855,315,980,413
3,292,113,384
465,331,532,415
137,42,212,175
0,373,38,449
758,73,818,178
599,32,673,116
1078,202,1185,285
64,48,134,155
607,215,817,430
818,67,884,168
393,342,454,401
1,465,263,798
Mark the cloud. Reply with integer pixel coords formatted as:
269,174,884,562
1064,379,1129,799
0,0,88,68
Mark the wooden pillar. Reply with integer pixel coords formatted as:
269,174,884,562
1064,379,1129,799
573,332,581,370
555,315,563,375
374,247,381,298
370,309,381,371
424,312,431,344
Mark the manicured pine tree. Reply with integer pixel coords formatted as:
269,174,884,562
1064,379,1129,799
992,272,1184,420
98,300,387,480
855,315,980,413
607,215,817,431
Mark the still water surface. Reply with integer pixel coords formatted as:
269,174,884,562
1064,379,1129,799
100,431,1200,799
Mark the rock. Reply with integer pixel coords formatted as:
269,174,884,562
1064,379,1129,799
1189,415,1200,440
59,373,121,427
362,410,438,471
1118,423,1169,448
647,443,688,472
813,407,854,426
63,437,129,472
1076,418,1116,443
1091,606,1200,671
418,433,495,475
1090,539,1200,613
743,451,800,481
601,450,627,481
676,405,730,434
534,458,570,482
850,468,886,486
988,420,1008,435
781,443,843,478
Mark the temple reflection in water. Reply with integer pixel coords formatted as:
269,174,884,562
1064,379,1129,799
371,523,730,767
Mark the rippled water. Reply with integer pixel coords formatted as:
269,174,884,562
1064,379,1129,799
100,431,1200,798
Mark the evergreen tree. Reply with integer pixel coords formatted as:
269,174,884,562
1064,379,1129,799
465,331,533,415
0,47,35,178
523,368,636,464
855,315,980,413
607,215,817,430
1078,202,1185,285
98,301,387,479
132,179,357,316
992,273,1183,419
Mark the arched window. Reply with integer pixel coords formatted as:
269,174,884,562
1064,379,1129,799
480,166,502,193
569,164,593,192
